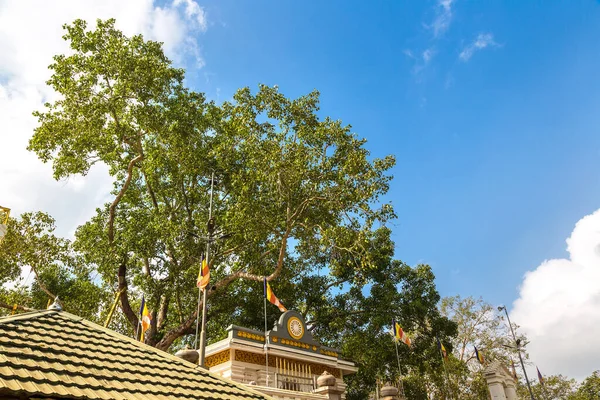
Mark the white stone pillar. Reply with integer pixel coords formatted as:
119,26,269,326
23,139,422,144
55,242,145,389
488,382,507,400
314,371,344,400
504,382,518,400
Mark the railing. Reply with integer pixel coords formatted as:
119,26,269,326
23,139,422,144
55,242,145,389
275,372,316,393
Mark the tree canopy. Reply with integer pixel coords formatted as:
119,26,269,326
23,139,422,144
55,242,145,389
0,18,453,398
27,17,400,350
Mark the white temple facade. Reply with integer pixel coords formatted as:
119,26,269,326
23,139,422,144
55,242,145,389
203,310,357,400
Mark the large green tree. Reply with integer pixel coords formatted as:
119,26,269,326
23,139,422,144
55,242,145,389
27,18,397,350
10,18,460,398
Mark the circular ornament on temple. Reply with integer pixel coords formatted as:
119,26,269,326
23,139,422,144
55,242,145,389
287,316,304,340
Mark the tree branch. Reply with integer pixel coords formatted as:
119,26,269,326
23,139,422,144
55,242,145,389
155,304,199,351
157,294,170,331
118,261,138,329
142,169,159,211
30,265,56,300
108,154,143,244
289,196,326,223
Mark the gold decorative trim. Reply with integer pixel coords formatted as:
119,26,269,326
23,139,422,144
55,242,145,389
320,349,338,357
280,338,311,350
205,349,230,368
236,330,265,342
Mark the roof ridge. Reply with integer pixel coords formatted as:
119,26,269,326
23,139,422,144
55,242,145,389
0,309,57,324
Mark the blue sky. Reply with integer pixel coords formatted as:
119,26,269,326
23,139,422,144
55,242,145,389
184,0,600,306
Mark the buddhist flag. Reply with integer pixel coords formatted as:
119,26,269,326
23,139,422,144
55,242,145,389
437,337,448,359
139,296,151,342
474,346,485,365
537,367,545,386
392,319,411,347
264,278,287,312
197,255,209,290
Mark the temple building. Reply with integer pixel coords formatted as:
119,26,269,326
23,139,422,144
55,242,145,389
181,310,358,400
0,300,359,400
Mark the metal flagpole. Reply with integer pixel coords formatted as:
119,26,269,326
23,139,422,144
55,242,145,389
264,283,270,387
394,339,406,397
499,305,534,400
136,297,143,341
437,337,452,400
194,279,202,348
394,339,402,375
392,318,406,396
136,315,142,341
441,355,452,399
197,172,215,368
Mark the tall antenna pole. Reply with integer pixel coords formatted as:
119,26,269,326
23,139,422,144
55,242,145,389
499,305,534,400
197,172,215,368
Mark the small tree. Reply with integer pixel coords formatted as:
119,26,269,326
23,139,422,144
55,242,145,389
440,296,528,399
575,370,600,400
0,212,106,318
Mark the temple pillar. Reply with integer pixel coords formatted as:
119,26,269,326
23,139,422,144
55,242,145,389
487,381,507,400
380,382,400,400
504,381,518,400
314,371,344,400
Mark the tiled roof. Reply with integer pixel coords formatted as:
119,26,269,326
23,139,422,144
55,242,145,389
0,310,272,400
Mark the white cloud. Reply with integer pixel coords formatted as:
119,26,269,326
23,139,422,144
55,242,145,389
0,0,207,238
430,0,455,38
174,0,208,31
511,208,600,380
459,33,498,62
422,49,434,64
404,47,435,76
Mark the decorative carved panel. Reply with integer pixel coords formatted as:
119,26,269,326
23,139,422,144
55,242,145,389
205,349,230,368
233,350,341,377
